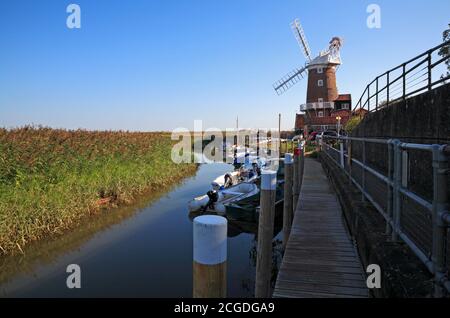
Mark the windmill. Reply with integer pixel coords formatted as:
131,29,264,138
273,19,343,101
275,19,350,135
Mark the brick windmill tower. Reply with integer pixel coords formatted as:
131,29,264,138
273,19,352,135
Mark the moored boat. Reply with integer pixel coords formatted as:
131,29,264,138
225,179,285,221
211,171,240,190
211,158,262,190
188,182,260,215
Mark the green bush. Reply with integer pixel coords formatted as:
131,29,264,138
344,116,362,133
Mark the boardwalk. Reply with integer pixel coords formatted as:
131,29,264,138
273,158,369,298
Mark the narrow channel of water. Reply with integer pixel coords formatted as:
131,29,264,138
0,163,283,297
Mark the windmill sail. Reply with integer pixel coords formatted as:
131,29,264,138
273,66,307,95
291,19,312,62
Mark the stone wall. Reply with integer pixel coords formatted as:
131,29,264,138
352,83,450,144
350,83,450,201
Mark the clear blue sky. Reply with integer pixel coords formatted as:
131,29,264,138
0,0,449,131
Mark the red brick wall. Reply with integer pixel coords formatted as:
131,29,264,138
295,114,305,130
304,109,351,126
306,66,338,103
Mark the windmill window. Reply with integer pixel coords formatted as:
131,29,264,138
318,80,323,87
318,111,324,117
317,67,323,74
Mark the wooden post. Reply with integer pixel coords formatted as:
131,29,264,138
293,146,300,211
283,153,293,251
257,129,260,158
233,134,238,165
193,215,227,298
222,135,226,163
255,170,277,298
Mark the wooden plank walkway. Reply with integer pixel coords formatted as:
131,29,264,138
273,157,369,298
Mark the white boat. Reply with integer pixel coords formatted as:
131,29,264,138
188,182,260,215
211,157,263,191
211,171,240,190
211,167,260,191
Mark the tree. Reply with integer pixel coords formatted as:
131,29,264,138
438,24,450,80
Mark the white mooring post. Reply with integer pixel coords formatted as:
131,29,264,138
293,144,302,211
299,141,305,191
255,170,277,298
283,154,294,251
193,215,227,298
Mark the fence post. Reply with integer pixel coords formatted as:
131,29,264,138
391,140,402,242
427,51,432,91
431,145,448,298
299,142,305,191
386,71,390,107
193,215,227,298
347,140,352,185
386,140,394,235
339,140,345,168
362,139,367,202
293,146,300,212
375,77,379,110
402,64,406,100
401,150,409,188
283,154,294,251
255,170,277,298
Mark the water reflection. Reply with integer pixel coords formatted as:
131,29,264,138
0,163,284,297
188,211,283,239
188,209,284,296
0,183,186,295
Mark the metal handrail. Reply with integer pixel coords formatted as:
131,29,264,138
353,40,450,113
320,135,450,297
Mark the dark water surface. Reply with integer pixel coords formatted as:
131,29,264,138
0,163,282,297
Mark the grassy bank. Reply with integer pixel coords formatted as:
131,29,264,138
0,127,197,255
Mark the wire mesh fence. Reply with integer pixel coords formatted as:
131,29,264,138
320,135,449,297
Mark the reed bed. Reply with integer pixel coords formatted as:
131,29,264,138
0,127,197,255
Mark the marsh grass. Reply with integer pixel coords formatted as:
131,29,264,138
0,127,197,255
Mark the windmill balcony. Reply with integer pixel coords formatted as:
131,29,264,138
300,102,335,111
